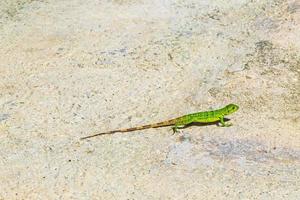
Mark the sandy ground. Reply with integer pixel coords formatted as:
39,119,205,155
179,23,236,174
0,0,300,199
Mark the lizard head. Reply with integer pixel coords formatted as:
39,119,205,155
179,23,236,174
224,104,239,115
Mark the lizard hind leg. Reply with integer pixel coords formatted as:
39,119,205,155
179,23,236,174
172,124,185,134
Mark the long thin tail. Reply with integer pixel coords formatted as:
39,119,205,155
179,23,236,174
80,119,177,140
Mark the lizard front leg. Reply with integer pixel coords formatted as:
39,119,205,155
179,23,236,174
219,116,232,127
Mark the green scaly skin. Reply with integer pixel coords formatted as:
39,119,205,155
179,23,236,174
80,104,239,140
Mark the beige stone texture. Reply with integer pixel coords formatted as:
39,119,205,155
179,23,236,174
0,0,299,199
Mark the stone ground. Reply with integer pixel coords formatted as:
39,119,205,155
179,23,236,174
0,0,299,199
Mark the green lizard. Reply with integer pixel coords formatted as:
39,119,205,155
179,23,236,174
80,104,239,140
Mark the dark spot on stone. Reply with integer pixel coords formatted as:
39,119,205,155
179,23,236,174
0,114,10,122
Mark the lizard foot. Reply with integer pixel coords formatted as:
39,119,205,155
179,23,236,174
220,122,232,127
172,126,179,134
172,125,186,134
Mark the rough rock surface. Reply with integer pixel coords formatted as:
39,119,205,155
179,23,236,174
0,0,299,199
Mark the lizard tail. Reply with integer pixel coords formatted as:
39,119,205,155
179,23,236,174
80,119,176,140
